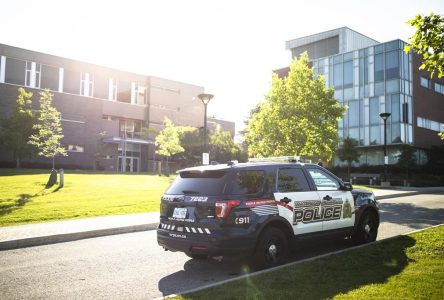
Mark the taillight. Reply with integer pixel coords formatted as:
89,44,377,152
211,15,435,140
215,200,241,219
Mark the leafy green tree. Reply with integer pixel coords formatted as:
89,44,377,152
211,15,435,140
28,90,67,169
209,126,240,163
439,125,444,140
396,144,416,183
245,52,346,161
336,137,360,180
0,88,36,168
405,13,444,78
176,128,202,166
155,117,185,172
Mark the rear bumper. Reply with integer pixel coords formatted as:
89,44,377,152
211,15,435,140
157,227,255,256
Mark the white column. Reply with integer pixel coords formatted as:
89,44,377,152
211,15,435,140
58,68,64,92
0,56,5,83
131,82,136,104
30,62,36,88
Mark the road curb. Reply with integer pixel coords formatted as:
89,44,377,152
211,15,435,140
375,191,420,200
0,222,159,251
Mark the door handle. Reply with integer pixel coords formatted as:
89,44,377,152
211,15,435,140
323,195,332,201
280,197,292,204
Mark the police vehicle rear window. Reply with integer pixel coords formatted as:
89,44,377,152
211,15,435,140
230,170,265,195
165,170,228,195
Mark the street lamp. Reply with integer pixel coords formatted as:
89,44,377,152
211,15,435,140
197,93,214,165
379,112,391,183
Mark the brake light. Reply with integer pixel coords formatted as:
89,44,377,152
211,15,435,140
215,200,241,219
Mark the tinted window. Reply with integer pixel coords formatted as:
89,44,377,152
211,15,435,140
117,80,131,103
94,75,109,99
5,58,26,85
165,170,227,195
277,168,310,192
64,69,80,94
231,170,265,195
307,168,340,191
41,64,59,91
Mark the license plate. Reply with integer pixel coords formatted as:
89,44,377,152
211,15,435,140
173,207,187,219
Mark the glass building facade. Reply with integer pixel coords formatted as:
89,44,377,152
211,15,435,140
312,40,413,165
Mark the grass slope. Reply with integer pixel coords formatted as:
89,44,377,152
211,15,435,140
0,169,173,226
177,225,444,300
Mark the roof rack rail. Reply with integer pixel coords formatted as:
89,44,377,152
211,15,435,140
248,156,301,163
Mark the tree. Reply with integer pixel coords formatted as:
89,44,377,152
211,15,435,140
245,52,346,161
28,90,67,170
209,126,240,163
176,128,202,166
395,144,416,183
93,131,107,170
0,88,36,168
336,137,360,180
439,125,444,140
155,117,185,173
405,13,444,78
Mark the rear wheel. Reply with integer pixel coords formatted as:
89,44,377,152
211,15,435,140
253,227,288,269
352,211,378,244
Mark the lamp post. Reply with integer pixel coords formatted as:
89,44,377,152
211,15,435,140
379,112,391,183
197,93,214,165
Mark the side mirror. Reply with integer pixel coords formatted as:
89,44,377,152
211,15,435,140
342,182,353,191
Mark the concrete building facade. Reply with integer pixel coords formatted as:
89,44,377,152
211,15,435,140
0,44,233,172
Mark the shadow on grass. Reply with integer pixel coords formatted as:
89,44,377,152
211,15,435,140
0,194,33,217
0,188,48,217
165,235,416,300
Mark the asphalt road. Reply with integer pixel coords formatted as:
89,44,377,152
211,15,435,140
1,193,444,300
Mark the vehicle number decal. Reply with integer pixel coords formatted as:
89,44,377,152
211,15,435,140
235,217,250,224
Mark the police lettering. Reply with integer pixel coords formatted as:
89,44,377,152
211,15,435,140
294,205,342,224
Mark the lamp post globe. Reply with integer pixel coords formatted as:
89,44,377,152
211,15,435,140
197,93,214,165
379,112,391,183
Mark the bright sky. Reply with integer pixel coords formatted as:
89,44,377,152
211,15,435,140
1,0,443,136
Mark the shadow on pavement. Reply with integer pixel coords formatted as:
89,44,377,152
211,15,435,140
162,235,416,299
379,202,444,229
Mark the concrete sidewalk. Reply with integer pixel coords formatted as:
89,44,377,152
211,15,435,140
1,187,443,251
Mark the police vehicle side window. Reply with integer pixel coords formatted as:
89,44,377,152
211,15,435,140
231,170,265,195
307,168,340,191
277,168,310,192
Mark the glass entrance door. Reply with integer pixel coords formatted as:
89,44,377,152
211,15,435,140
118,157,139,173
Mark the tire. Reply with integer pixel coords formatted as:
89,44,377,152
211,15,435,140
352,211,378,245
253,227,289,269
186,253,208,260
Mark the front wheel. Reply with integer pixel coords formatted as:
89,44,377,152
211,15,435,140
253,227,288,269
352,211,378,244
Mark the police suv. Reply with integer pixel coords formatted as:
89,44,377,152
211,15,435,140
157,157,379,268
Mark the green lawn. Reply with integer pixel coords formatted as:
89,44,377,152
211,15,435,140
176,225,444,300
0,169,173,226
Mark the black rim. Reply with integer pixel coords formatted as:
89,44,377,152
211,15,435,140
264,236,283,265
362,214,376,241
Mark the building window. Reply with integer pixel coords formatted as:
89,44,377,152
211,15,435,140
333,63,342,88
434,82,444,94
420,76,430,88
117,80,131,103
343,60,353,88
369,97,379,125
109,78,117,101
5,57,26,85
417,117,444,132
65,145,85,152
81,73,94,97
41,64,59,91
385,50,399,80
25,61,41,88
374,53,384,82
63,69,80,94
348,101,359,127
94,75,109,99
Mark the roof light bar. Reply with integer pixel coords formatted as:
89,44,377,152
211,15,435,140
248,156,301,163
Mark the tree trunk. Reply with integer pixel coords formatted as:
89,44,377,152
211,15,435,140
347,161,351,181
52,156,55,170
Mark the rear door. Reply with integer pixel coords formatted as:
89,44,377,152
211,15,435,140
274,167,323,235
305,167,355,231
